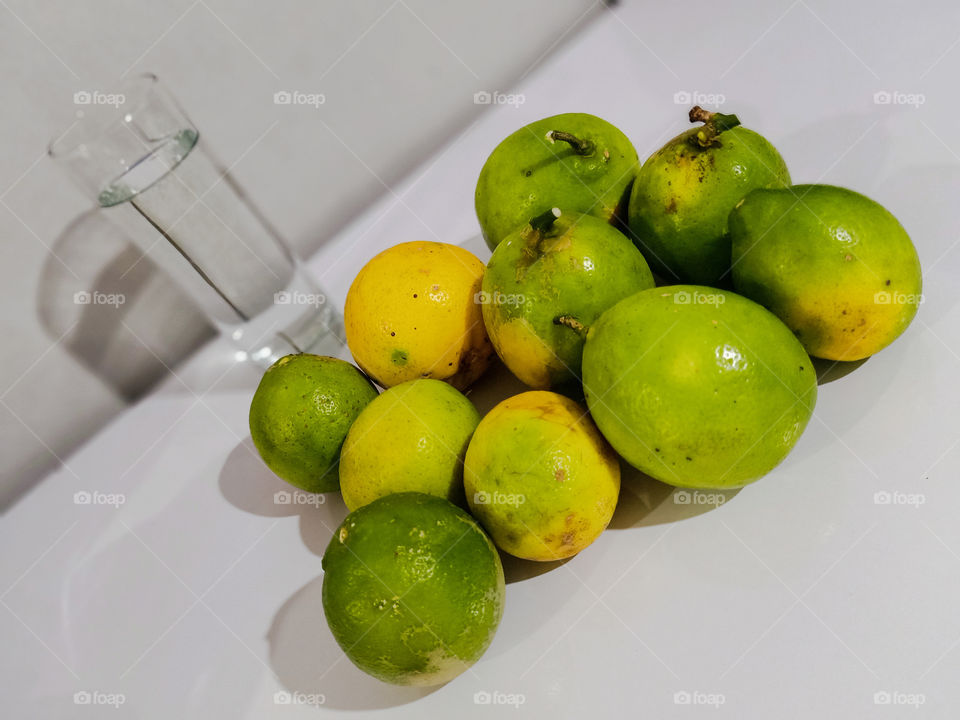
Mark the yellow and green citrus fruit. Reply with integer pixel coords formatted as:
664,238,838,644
582,287,817,489
249,354,378,493
464,391,620,561
322,492,505,686
339,379,481,511
628,108,790,284
344,241,494,390
476,113,638,250
481,210,655,389
730,184,923,361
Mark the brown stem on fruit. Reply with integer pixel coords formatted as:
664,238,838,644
688,106,712,124
547,130,595,156
554,315,587,336
518,208,562,275
688,105,741,148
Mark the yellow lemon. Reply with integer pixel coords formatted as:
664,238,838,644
345,242,494,390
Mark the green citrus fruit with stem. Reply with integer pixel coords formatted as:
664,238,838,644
476,113,638,250
339,379,481,510
248,354,378,493
481,208,655,389
628,106,790,283
322,492,505,686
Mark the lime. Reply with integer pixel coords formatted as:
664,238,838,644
628,107,790,283
481,210,655,389
730,184,923,361
248,354,377,493
582,286,817,489
475,113,638,250
339,379,481,511
464,391,620,561
322,492,504,686
344,241,493,390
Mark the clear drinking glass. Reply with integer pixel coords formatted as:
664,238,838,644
49,73,342,365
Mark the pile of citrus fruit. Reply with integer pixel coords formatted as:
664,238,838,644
248,107,922,686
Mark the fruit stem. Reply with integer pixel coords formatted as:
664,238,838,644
688,105,741,148
546,130,595,156
554,315,587,336
529,207,562,233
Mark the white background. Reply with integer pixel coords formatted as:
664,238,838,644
3,1,960,718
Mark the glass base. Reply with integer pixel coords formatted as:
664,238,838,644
221,263,346,366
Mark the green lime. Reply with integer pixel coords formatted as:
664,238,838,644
481,210,655,389
338,379,481,510
730,184,922,361
582,287,817,489
322,492,505,686
476,113,638,250
249,354,378,493
628,107,790,283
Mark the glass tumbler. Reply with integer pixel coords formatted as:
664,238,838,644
49,73,342,365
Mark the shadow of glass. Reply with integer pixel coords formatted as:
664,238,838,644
38,210,214,401
267,576,440,710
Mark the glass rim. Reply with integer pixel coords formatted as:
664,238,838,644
47,72,165,160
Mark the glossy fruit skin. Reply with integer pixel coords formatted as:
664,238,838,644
339,379,481,511
481,213,654,389
464,391,620,561
582,287,816,489
730,184,923,361
322,492,504,686
475,113,638,250
344,241,494,390
628,125,790,284
248,354,378,493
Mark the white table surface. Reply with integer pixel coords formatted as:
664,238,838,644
4,3,960,717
